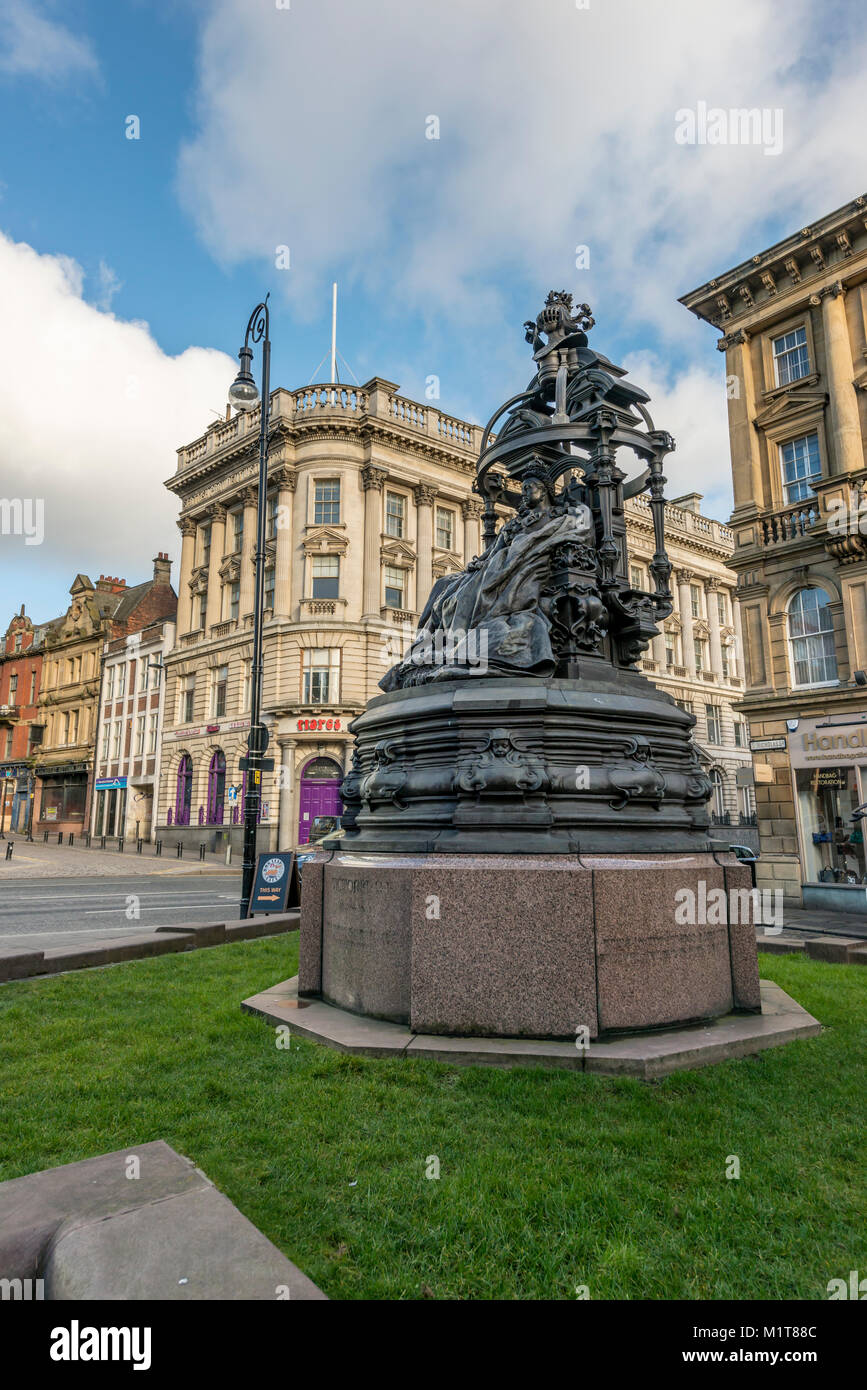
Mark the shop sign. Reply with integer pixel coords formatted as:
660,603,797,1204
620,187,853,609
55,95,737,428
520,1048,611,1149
790,715,867,769
95,777,128,791
750,737,787,752
297,717,342,732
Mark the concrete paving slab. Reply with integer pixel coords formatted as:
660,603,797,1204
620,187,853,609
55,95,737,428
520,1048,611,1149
242,976,821,1077
0,1139,325,1300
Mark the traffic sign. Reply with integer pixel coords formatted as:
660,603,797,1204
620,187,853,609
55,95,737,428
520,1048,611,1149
238,756,275,772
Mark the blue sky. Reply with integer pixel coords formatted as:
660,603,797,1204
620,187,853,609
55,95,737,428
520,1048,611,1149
1,0,865,620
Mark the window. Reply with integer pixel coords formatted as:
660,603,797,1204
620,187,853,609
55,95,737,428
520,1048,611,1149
694,638,704,673
100,721,110,759
630,566,643,591
690,585,701,619
4,729,12,758
175,754,192,826
705,705,723,743
739,784,756,820
111,721,122,759
386,491,406,538
675,698,694,714
733,720,746,748
138,660,148,693
772,325,809,387
716,592,727,625
780,432,821,504
312,555,339,599
13,633,22,652
436,507,454,550
314,479,340,525
148,714,158,755
266,494,277,540
149,660,161,690
712,770,726,818
116,665,126,699
721,647,730,680
29,670,36,703
232,510,244,552
62,711,71,745
8,673,17,705
788,587,838,687
135,715,145,756
230,581,240,622
180,675,195,724
198,592,208,630
303,648,340,704
213,665,228,718
384,565,405,609
206,750,226,825
202,526,211,567
264,567,275,610
665,643,675,668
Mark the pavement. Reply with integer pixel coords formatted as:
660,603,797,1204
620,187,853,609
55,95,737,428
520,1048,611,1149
0,831,235,879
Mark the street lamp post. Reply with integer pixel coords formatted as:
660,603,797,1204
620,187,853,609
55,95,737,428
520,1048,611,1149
228,296,271,918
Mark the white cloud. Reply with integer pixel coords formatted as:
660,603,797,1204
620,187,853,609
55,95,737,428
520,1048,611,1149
0,232,235,606
0,0,98,82
178,0,867,344
94,259,122,311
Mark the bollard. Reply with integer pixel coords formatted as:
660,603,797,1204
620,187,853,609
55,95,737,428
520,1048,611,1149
225,844,232,866
100,835,106,850
155,839,162,856
58,832,63,844
85,833,91,848
68,833,74,847
118,838,124,853
136,838,143,854
43,830,49,843
176,842,183,858
199,843,206,861
5,843,12,860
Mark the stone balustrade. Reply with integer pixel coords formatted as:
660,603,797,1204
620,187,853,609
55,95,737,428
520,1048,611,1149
760,501,820,547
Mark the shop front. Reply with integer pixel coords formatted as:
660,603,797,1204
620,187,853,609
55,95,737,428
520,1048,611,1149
788,713,867,914
93,776,129,839
36,762,90,837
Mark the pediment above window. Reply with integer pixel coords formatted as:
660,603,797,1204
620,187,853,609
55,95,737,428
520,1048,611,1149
380,538,417,564
302,526,349,556
754,388,827,432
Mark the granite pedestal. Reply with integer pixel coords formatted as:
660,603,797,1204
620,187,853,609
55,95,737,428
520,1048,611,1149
299,850,760,1040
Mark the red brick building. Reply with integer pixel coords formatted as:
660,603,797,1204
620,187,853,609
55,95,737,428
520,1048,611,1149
0,608,46,833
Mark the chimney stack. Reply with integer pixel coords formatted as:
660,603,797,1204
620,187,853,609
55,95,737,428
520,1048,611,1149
153,553,172,585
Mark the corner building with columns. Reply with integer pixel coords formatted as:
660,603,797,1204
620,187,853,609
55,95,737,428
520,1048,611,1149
682,193,867,908
158,379,751,853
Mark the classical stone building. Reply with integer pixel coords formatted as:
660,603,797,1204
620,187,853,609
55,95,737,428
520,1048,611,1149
681,192,867,908
35,562,176,837
0,607,46,834
159,381,751,851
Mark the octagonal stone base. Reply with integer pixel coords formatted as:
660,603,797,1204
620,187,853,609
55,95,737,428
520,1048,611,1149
299,851,761,1040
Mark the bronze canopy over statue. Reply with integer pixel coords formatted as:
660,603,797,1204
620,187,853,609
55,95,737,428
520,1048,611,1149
340,293,713,855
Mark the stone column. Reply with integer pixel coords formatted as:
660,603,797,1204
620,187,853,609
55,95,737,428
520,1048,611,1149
706,579,724,677
361,467,387,619
238,487,257,620
678,569,696,675
732,592,744,678
205,505,227,632
462,498,483,564
277,738,297,848
818,283,864,476
651,632,666,665
273,467,297,618
176,517,197,635
414,484,437,614
717,329,763,513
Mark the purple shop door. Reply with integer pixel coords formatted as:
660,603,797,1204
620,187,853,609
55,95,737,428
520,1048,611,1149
297,758,344,844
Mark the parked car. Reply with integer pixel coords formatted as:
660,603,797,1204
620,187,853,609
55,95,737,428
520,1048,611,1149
295,816,343,878
728,843,758,889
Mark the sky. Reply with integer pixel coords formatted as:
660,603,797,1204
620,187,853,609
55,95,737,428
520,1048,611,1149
0,0,865,621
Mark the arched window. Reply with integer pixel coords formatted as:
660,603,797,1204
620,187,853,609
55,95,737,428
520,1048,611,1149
788,588,838,687
175,754,192,826
206,749,226,824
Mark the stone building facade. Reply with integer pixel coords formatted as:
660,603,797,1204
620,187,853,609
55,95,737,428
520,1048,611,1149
35,561,176,837
681,192,867,907
159,380,751,852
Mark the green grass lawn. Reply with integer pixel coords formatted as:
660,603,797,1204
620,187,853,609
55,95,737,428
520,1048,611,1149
0,939,864,1300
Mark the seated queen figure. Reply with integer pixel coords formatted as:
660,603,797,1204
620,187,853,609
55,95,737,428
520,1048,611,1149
380,466,595,690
